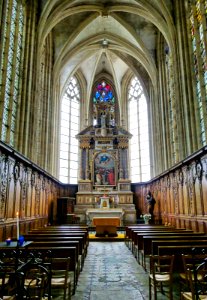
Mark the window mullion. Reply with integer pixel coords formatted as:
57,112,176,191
59,77,80,183
128,76,150,183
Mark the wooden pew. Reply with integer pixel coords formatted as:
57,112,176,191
129,229,192,258
152,239,207,256
25,228,89,267
24,234,87,271
125,225,181,249
125,225,173,240
31,230,88,235
30,240,84,272
24,234,86,261
141,235,207,270
27,230,89,251
36,225,88,231
157,244,207,272
24,232,88,258
136,231,196,253
131,229,192,255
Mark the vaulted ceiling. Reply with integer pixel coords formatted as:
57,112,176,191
38,0,174,100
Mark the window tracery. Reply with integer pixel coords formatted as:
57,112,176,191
128,76,150,182
189,0,207,145
59,77,80,184
0,0,24,146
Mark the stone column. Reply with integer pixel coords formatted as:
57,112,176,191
79,148,83,180
85,148,89,179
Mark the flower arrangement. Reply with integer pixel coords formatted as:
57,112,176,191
142,214,151,223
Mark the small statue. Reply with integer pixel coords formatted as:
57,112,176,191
101,114,106,128
146,191,156,215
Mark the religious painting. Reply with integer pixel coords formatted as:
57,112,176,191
94,152,116,186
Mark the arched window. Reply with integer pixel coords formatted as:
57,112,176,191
128,76,150,182
165,49,177,163
59,77,80,183
0,0,25,146
93,81,115,127
189,0,207,145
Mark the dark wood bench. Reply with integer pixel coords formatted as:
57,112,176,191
24,234,86,257
131,229,193,255
27,230,88,243
125,225,175,239
152,239,207,256
125,225,185,249
141,234,207,270
134,231,196,262
30,240,85,272
157,244,207,272
36,225,88,231
29,229,88,234
24,232,88,257
27,230,89,252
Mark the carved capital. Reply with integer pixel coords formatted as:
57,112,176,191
79,137,91,149
117,137,128,148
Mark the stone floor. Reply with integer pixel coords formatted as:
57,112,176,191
71,241,181,300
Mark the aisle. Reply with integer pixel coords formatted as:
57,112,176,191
71,242,148,300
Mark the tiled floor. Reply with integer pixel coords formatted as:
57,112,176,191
71,241,181,300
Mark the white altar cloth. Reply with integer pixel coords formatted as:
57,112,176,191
86,208,124,225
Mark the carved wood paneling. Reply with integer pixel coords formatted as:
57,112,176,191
133,146,207,233
0,142,60,241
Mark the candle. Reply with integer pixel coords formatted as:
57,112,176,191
16,212,19,241
6,237,11,245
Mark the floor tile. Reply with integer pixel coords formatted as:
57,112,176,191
71,241,181,300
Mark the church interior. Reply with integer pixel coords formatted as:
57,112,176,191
0,0,207,299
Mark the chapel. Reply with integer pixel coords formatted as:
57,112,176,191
0,0,207,298
1,0,207,235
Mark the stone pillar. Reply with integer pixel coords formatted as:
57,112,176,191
85,148,89,179
79,148,83,179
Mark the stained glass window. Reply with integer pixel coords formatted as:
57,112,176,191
189,0,207,145
128,76,150,182
165,50,176,163
59,77,80,184
93,81,115,104
93,81,115,127
0,0,25,146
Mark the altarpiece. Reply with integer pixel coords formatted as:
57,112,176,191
74,81,136,224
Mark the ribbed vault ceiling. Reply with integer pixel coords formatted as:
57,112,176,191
39,0,174,99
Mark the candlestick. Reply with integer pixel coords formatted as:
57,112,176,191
16,212,19,241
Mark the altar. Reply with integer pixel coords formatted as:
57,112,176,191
93,217,120,237
86,208,124,226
